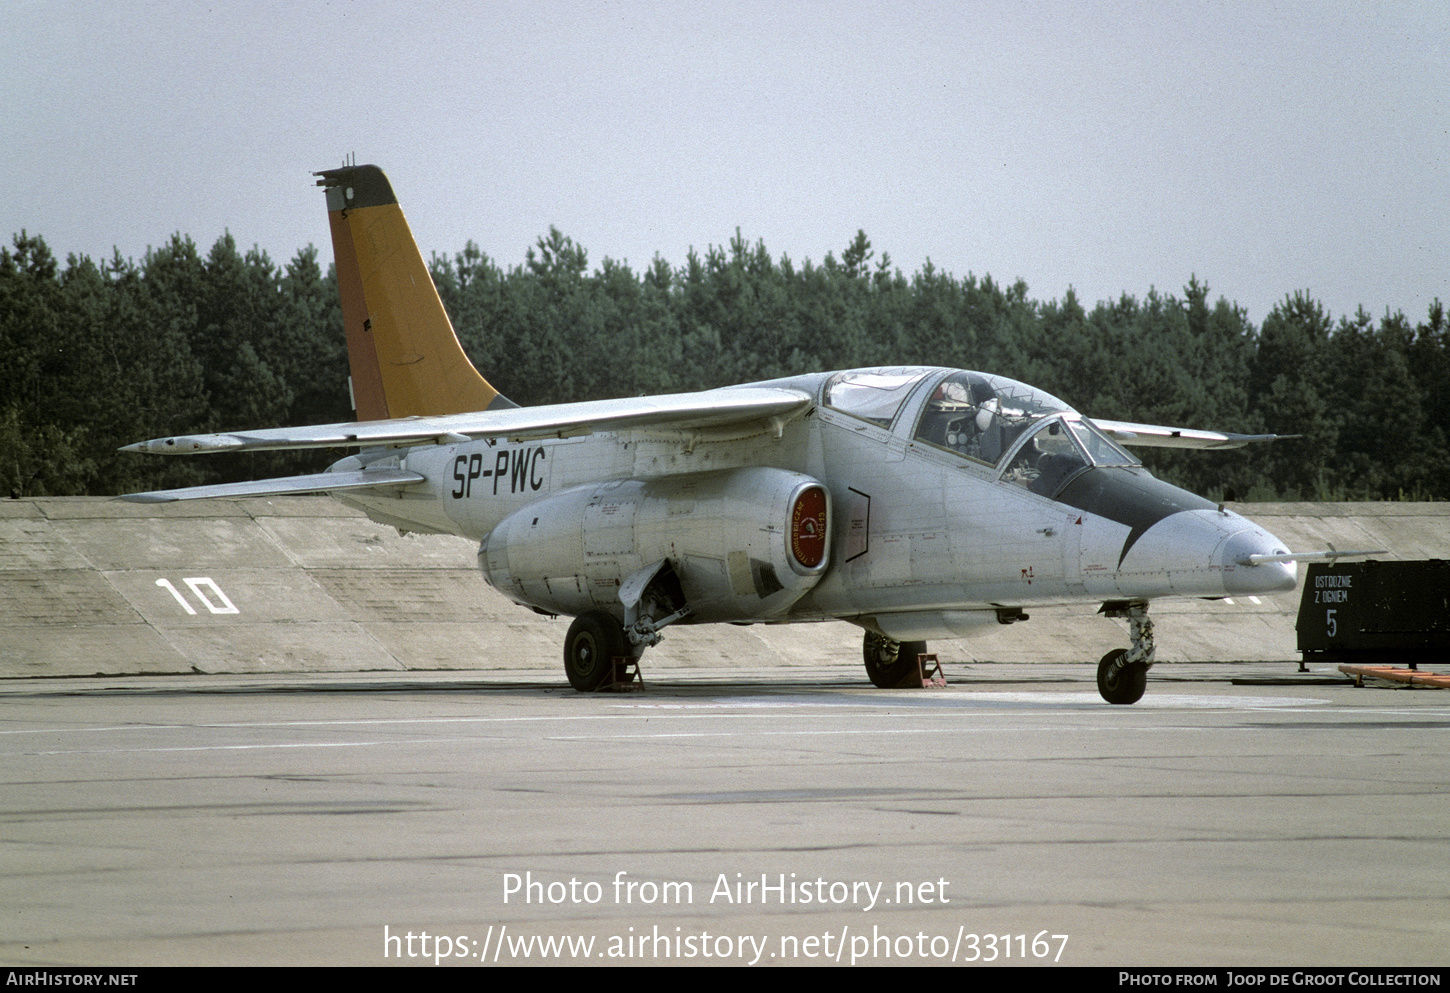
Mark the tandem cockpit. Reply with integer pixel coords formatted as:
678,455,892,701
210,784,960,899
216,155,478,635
818,367,1139,498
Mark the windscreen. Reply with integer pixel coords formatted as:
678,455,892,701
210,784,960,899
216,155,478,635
1001,415,1140,498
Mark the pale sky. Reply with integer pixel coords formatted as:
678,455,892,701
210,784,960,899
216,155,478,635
4,0,1446,329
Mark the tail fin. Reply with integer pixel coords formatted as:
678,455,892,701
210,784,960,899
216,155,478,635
314,164,515,419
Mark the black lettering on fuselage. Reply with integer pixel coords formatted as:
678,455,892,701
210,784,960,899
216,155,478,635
450,453,487,498
510,449,530,493
451,451,506,499
435,446,546,498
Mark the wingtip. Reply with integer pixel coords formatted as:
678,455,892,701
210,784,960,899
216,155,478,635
117,491,178,504
120,435,246,455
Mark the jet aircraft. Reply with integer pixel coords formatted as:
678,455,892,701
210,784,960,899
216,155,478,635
125,164,1309,704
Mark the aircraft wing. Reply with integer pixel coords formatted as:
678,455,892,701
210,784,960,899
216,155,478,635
1090,419,1286,450
122,386,814,456
121,468,426,504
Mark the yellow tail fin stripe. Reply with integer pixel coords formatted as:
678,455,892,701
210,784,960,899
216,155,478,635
318,165,513,419
327,207,389,420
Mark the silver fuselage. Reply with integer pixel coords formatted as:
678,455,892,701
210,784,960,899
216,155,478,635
338,367,1295,636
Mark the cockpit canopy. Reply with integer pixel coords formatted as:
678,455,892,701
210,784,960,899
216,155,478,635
819,368,935,427
911,370,1071,465
821,367,1138,498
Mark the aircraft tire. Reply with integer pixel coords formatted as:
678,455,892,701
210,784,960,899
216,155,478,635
1096,648,1147,705
564,611,626,692
863,632,926,688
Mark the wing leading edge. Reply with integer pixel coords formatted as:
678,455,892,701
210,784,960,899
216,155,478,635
120,386,814,503
1090,418,1288,450
123,386,814,456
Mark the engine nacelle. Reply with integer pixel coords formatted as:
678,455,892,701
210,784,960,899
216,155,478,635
479,467,831,623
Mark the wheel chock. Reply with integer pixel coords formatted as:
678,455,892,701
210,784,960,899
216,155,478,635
916,653,946,688
596,655,645,692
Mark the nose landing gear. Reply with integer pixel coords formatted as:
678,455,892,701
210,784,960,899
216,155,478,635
1097,601,1155,704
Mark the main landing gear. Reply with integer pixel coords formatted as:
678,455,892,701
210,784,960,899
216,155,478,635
1096,601,1155,705
863,631,928,688
563,611,629,692
563,561,693,692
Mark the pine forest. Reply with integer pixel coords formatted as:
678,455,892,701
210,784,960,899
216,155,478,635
3,228,1446,502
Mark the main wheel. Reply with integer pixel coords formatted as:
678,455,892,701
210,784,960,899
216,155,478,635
564,612,627,692
1097,648,1147,705
863,632,927,688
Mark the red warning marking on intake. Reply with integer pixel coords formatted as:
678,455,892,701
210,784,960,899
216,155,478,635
790,487,828,569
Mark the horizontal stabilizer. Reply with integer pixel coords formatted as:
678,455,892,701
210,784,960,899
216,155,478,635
120,468,425,504
122,387,813,456
1091,419,1289,450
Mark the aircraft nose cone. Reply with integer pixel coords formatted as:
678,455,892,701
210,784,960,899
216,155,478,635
1220,529,1297,594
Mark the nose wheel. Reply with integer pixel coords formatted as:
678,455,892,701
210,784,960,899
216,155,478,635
1096,601,1155,704
1097,649,1147,704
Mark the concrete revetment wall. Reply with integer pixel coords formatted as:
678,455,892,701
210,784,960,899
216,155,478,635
3,497,1447,679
